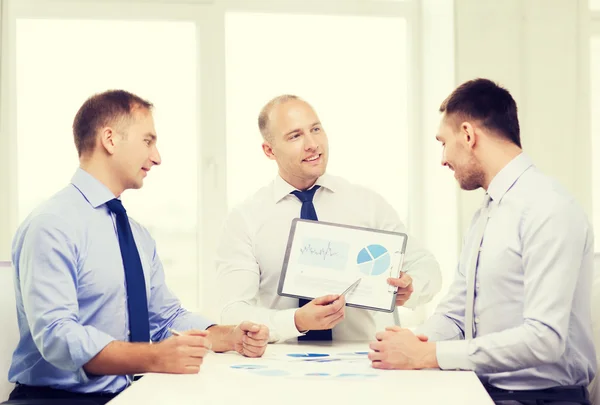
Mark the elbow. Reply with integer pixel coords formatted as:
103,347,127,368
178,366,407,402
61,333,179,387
34,321,81,372
526,320,566,365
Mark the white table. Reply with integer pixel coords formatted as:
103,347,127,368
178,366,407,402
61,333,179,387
108,342,494,405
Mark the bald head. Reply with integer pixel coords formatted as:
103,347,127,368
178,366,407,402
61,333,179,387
258,94,308,142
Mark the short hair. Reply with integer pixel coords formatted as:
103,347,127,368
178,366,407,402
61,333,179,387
73,90,153,157
258,94,302,142
439,78,521,148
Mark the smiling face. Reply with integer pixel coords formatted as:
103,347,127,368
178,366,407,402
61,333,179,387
436,113,484,191
110,107,162,191
262,99,329,190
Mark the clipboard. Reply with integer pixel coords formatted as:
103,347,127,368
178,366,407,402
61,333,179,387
277,219,408,313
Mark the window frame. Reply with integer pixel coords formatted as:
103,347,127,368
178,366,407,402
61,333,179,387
0,0,429,317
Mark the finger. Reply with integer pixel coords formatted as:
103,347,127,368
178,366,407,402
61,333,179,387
242,335,268,348
238,321,261,333
375,331,386,341
183,335,211,348
242,344,265,357
324,310,345,328
183,365,201,374
416,334,429,342
369,341,383,351
188,347,209,358
387,273,412,288
368,351,385,361
323,298,345,316
372,361,394,370
385,326,402,332
313,294,340,305
247,325,270,340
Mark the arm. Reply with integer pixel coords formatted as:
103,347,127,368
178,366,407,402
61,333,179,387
415,263,466,342
436,202,589,373
216,208,300,343
18,215,115,380
370,193,442,308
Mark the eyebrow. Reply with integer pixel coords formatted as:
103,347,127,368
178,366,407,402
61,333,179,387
283,122,321,137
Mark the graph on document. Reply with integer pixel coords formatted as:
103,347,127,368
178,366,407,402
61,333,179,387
297,238,350,270
356,244,391,276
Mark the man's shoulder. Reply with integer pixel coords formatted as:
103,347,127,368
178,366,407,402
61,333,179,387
20,185,88,228
513,168,588,222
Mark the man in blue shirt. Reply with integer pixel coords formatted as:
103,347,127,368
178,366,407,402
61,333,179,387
368,79,596,404
7,90,269,404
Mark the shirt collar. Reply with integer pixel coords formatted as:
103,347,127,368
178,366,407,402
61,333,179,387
272,173,339,204
70,168,118,209
487,152,534,203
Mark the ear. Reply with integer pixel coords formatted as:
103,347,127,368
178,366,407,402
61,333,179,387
460,121,477,150
99,127,118,155
262,141,276,160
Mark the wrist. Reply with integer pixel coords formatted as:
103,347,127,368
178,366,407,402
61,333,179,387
422,342,439,369
294,309,308,333
145,342,160,373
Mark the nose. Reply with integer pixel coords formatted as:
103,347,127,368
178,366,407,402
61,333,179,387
151,145,162,166
304,132,318,151
441,150,448,167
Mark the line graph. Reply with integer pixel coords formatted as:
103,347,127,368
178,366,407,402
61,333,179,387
300,242,339,260
297,238,349,270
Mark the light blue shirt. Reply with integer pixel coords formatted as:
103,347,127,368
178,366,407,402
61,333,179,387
417,153,597,390
9,168,213,394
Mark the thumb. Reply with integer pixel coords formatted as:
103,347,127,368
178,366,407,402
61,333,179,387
239,321,260,333
312,295,339,306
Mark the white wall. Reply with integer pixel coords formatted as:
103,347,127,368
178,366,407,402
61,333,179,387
454,0,592,237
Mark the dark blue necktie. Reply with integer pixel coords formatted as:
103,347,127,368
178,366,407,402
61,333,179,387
106,199,150,343
290,185,332,341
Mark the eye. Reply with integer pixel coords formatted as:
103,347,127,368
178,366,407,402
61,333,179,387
144,139,151,145
312,127,321,133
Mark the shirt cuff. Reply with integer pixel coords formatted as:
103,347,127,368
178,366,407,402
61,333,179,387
270,308,304,343
436,340,475,371
67,326,116,383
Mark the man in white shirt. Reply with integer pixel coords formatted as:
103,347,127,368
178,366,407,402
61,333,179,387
216,95,442,343
368,79,596,404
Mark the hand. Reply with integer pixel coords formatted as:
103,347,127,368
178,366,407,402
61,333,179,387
151,329,210,374
294,294,346,333
368,326,438,370
387,272,414,306
231,322,269,358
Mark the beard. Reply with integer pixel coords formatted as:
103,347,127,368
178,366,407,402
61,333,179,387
455,159,484,191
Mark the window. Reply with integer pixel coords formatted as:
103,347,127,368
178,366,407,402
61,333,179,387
592,36,600,251
16,19,199,309
225,12,409,222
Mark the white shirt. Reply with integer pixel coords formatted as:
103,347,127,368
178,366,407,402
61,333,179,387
216,173,442,342
417,153,597,390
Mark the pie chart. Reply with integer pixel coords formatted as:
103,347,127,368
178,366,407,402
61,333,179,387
357,244,391,276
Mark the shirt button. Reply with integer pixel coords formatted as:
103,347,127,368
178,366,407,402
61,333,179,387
475,317,480,324
475,282,480,290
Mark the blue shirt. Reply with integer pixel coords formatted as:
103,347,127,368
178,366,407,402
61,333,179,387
9,168,213,394
417,153,597,390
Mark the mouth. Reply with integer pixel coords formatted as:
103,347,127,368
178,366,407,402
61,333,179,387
303,154,322,163
141,168,150,176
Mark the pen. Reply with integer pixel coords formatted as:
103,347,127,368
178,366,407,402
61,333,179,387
168,328,182,336
339,278,361,298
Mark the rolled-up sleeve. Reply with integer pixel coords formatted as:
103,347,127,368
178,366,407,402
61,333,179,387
19,215,115,377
